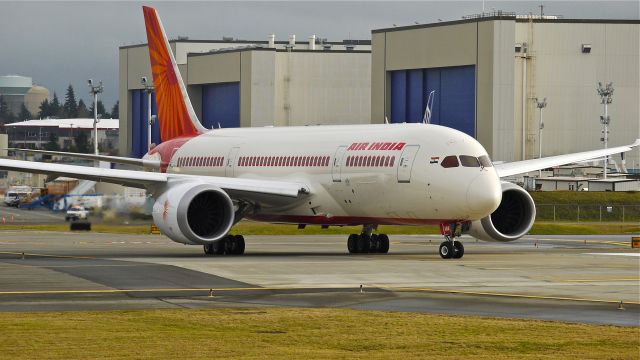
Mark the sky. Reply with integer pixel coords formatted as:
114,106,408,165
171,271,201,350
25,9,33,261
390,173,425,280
1,1,638,109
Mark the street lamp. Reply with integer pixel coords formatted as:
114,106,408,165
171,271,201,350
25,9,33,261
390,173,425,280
596,82,613,179
535,97,547,177
141,77,155,152
88,79,104,155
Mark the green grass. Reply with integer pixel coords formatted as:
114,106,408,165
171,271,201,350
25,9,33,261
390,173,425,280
0,308,637,359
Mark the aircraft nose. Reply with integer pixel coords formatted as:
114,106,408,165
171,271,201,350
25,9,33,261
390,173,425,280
466,171,502,215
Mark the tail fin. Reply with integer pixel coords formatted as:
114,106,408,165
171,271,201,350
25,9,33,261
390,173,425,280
142,6,206,141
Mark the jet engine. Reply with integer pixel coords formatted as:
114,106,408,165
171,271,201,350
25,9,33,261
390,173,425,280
152,182,235,245
467,182,536,242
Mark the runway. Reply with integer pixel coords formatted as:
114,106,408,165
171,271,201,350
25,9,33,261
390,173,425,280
0,230,637,326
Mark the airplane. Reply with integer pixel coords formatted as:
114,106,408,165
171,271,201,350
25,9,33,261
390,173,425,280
1,6,638,259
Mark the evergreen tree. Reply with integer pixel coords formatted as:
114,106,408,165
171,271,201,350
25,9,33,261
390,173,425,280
63,84,78,118
50,92,62,118
74,131,90,153
0,95,12,123
110,100,119,119
45,132,60,151
38,98,50,118
77,99,90,118
18,103,32,121
89,100,107,118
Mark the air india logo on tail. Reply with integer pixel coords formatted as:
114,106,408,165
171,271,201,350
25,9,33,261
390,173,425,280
142,6,204,142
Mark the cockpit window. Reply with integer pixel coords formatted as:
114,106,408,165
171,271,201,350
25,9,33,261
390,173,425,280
478,155,493,168
459,155,480,167
440,155,459,168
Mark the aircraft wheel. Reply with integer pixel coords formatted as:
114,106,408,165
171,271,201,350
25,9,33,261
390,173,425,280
378,234,390,254
452,242,464,259
369,234,380,253
357,234,370,253
212,239,226,255
203,243,214,255
233,235,245,255
347,234,359,253
439,241,453,259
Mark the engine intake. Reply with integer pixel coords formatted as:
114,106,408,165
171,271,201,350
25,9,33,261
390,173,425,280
468,182,536,242
153,182,234,245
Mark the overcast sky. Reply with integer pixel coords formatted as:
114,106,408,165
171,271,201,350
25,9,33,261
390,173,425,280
1,1,638,109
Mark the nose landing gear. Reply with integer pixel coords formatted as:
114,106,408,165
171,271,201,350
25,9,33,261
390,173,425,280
438,222,467,259
347,224,390,254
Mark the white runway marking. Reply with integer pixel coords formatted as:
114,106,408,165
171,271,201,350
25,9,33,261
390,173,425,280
584,253,640,257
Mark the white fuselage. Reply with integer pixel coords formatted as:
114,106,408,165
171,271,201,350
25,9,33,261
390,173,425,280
160,123,502,226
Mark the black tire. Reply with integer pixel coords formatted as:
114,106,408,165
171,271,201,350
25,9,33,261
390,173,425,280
369,234,380,253
225,236,238,255
212,239,226,255
357,234,370,253
347,234,358,253
378,234,390,254
453,241,464,259
203,243,214,255
234,235,245,255
439,241,453,259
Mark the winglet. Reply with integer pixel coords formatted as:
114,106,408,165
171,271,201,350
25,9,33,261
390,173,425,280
142,6,206,142
631,139,640,148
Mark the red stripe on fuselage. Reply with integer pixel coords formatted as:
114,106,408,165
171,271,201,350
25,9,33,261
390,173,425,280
247,214,462,226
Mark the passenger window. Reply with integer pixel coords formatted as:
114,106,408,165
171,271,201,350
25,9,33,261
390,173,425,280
440,155,459,168
460,155,480,167
479,155,493,167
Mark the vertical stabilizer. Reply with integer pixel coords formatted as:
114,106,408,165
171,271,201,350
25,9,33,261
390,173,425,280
142,6,206,141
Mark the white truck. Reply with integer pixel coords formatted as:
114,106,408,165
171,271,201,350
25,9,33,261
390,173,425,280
3,186,34,207
65,205,90,221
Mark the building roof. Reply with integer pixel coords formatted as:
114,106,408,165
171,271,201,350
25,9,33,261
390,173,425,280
5,118,119,130
120,38,371,50
536,176,594,182
372,14,640,34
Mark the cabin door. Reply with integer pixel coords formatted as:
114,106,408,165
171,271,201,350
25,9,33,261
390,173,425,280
397,145,420,183
332,146,347,182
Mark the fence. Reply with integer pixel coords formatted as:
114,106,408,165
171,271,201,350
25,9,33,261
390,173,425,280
535,204,640,223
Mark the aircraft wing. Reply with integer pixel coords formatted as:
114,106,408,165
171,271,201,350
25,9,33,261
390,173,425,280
6,148,161,169
494,139,640,178
0,158,308,200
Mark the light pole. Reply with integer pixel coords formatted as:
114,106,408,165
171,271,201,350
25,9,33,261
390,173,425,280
535,97,547,177
597,82,613,179
141,77,155,152
88,79,104,155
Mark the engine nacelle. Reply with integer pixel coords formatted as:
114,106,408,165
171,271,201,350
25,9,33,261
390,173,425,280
152,182,235,245
467,182,536,242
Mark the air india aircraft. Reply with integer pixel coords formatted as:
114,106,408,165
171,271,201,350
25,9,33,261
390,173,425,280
2,7,638,259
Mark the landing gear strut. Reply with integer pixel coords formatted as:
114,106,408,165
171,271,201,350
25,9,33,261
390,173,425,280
347,224,389,254
438,223,466,259
204,235,245,256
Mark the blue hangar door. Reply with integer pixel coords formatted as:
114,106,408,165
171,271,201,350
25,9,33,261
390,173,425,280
130,90,160,158
201,82,240,129
389,65,475,137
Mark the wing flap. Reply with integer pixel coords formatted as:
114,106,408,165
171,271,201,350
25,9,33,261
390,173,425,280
495,139,640,178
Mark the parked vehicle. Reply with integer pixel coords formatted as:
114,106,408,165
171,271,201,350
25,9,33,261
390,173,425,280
65,205,90,221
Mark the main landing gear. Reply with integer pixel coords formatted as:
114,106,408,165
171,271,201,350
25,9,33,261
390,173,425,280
203,235,245,256
347,225,389,254
438,223,467,259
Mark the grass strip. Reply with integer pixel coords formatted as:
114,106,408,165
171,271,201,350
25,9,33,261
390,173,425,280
0,308,637,359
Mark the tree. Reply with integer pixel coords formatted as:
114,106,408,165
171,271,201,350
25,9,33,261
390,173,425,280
18,103,32,121
63,84,77,118
45,132,60,151
110,100,119,119
38,98,50,118
77,99,90,118
89,100,107,118
50,92,62,118
0,95,13,123
74,131,90,153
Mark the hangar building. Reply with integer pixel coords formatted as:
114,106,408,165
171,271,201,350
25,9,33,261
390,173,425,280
371,14,639,169
119,37,371,157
